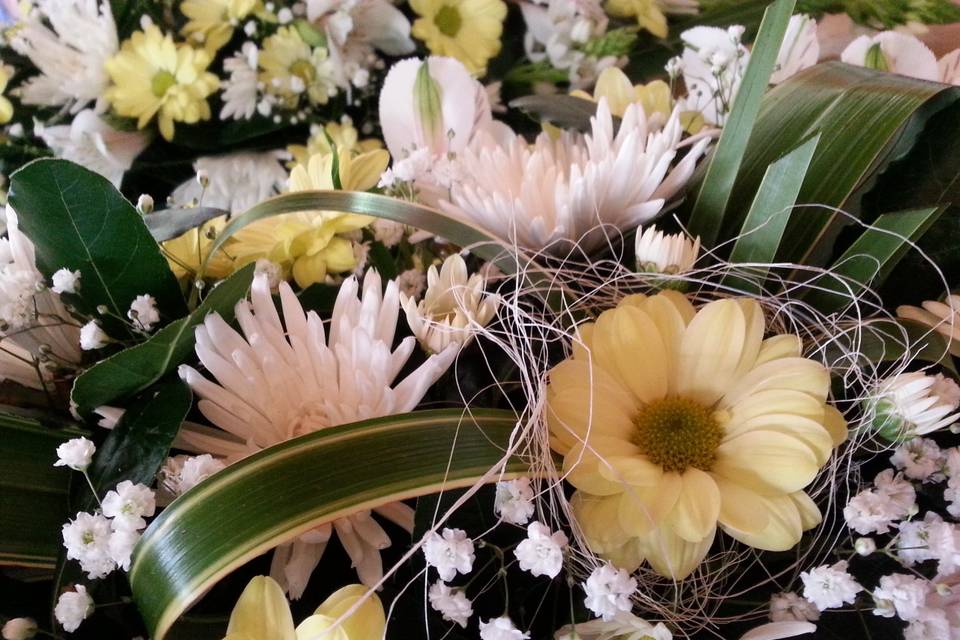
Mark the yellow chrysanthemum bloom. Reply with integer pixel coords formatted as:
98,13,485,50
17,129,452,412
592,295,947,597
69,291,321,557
226,147,389,287
162,216,233,279
547,292,847,578
259,27,336,108
181,0,258,54
224,576,384,640
410,0,507,76
0,63,14,125
605,0,668,38
104,26,219,141
287,119,383,167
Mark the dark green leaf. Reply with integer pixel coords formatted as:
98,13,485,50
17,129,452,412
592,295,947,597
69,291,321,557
508,95,611,133
7,159,186,334
71,264,255,415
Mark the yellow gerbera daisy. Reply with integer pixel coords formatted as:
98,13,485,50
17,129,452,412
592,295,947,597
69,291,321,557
547,292,848,578
225,147,389,287
259,27,336,108
605,0,668,38
162,216,233,280
410,0,507,76
0,63,14,125
181,0,257,54
104,26,219,141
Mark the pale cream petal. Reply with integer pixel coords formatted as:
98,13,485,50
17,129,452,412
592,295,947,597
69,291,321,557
720,493,802,551
714,431,819,495
572,492,632,552
721,358,830,409
754,334,802,365
638,523,715,579
822,405,849,447
639,293,689,394
790,491,822,530
676,299,747,405
592,305,669,403
618,293,649,310
713,476,771,534
564,439,641,495
547,387,636,453
727,389,825,425
572,322,596,362
618,472,682,536
597,455,663,486
722,413,834,467
667,468,721,542
657,289,696,323
601,537,646,573
733,299,766,379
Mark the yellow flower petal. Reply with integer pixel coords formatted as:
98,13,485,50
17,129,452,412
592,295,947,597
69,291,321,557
226,576,296,640
592,305,669,403
676,299,747,405
720,493,803,551
637,523,715,579
637,293,689,394
667,468,721,542
790,491,822,531
593,67,636,117
733,299,766,379
723,413,834,466
755,334,802,365
618,472,682,536
597,455,663,487
822,405,849,447
721,358,830,409
714,431,819,495
601,538,646,573
572,492,633,552
307,584,385,639
563,439,641,496
713,476,771,535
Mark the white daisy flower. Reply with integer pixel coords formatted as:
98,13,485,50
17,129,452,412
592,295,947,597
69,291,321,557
634,225,700,275
220,42,261,121
870,372,960,439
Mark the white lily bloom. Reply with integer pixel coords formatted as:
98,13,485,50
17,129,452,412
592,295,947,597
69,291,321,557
436,98,709,253
870,372,960,439
11,0,118,113
634,225,700,275
679,25,750,125
34,110,148,188
771,14,818,85
401,254,499,354
178,270,457,594
171,151,289,214
841,31,939,81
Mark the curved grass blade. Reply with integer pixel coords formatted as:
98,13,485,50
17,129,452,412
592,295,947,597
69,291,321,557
144,207,226,242
130,409,528,640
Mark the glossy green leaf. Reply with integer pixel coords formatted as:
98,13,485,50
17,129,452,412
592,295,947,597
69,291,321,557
7,159,186,334
726,134,820,291
687,0,796,247
0,410,86,568
805,207,944,312
144,207,226,242
71,264,255,415
130,409,528,640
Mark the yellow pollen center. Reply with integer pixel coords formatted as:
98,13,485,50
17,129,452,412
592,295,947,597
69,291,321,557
632,397,724,473
151,70,177,98
434,5,462,37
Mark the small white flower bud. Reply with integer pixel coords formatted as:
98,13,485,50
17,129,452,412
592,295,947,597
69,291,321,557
854,537,876,556
136,194,154,214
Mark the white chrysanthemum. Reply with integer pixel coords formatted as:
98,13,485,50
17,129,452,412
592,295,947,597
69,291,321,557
519,0,614,88
54,437,95,471
872,574,930,621
679,25,750,125
178,270,456,594
494,477,535,525
54,586,93,633
769,592,820,623
61,512,115,579
515,521,568,578
396,268,426,299
438,99,709,254
555,611,673,640
34,110,148,188
220,42,260,121
171,151,289,215
11,0,118,112
101,480,156,531
841,31,939,82
634,225,700,275
401,254,499,354
891,437,946,482
870,372,960,439
771,14,818,85
428,582,473,628
423,528,475,581
800,561,862,611
479,616,529,640
583,562,637,621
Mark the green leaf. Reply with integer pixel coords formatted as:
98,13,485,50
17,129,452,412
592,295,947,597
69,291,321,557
7,159,186,334
508,95,614,133
723,63,960,265
687,0,797,247
84,379,192,506
805,207,944,312
130,409,527,640
144,207,226,243
70,264,255,415
0,410,86,568
726,134,820,291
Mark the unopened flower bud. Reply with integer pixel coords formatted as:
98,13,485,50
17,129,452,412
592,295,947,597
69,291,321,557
196,169,210,188
854,537,876,556
936,582,953,596
136,194,154,214
96,305,109,314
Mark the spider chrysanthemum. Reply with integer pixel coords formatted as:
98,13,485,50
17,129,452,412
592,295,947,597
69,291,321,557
547,291,848,578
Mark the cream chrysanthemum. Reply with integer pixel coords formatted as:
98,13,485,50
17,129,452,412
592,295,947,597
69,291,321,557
178,271,457,594
410,0,507,75
104,26,219,141
181,0,256,53
437,98,709,254
258,27,336,108
547,292,848,578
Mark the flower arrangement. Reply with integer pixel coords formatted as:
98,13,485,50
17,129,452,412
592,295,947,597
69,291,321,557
1,1,960,639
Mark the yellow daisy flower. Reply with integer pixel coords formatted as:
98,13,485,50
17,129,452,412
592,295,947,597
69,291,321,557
410,0,507,76
547,292,847,578
605,0,668,38
287,119,383,167
104,26,219,141
0,63,14,125
226,147,389,287
181,0,258,54
259,27,336,108
162,216,233,280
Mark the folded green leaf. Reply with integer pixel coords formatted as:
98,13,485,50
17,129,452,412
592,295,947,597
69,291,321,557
508,95,615,132
687,0,797,247
0,410,86,568
71,264,255,415
7,159,186,334
130,409,528,640
144,207,226,243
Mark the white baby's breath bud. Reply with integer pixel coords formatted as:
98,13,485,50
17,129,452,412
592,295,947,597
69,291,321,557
54,586,93,633
136,194,154,214
51,268,80,295
54,437,96,471
128,294,160,331
196,169,210,188
80,320,109,350
855,537,877,556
